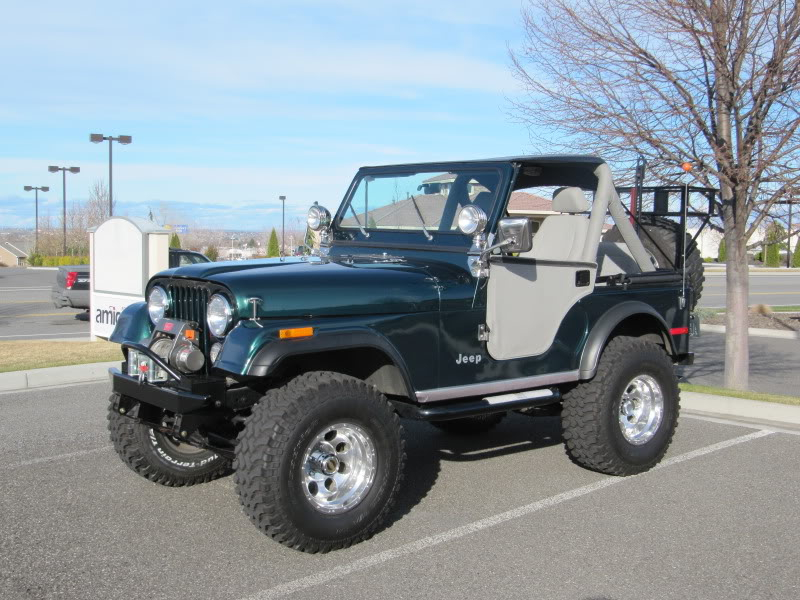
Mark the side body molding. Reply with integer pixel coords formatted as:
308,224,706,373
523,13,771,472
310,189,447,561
246,329,417,400
579,301,675,380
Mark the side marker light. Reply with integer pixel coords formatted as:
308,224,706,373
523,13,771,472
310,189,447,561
279,327,314,339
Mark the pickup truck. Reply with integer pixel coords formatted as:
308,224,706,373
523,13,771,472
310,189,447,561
51,249,210,313
51,265,90,310
107,155,704,553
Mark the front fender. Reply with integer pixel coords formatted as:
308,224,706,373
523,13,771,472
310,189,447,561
213,319,415,398
109,302,153,345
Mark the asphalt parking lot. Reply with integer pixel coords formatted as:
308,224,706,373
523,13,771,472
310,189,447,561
0,268,87,341
1,382,798,600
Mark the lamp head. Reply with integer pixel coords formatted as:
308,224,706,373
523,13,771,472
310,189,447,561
90,133,104,143
48,166,59,173
68,167,80,174
117,135,132,145
24,186,32,191
41,186,49,192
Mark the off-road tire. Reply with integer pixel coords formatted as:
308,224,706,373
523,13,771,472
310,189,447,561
234,372,405,553
107,394,231,486
430,412,506,434
603,216,704,310
561,336,679,476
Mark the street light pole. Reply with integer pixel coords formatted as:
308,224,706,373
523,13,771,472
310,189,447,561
90,134,132,217
775,196,797,268
23,185,49,252
279,195,286,257
48,166,80,255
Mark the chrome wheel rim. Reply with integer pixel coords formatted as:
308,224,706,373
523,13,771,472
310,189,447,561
301,422,377,514
618,375,664,445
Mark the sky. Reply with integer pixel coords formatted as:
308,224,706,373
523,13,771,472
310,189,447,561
0,0,535,233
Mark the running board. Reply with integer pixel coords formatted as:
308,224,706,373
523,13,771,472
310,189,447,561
395,388,561,421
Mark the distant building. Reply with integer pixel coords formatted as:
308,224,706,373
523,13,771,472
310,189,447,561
0,241,29,266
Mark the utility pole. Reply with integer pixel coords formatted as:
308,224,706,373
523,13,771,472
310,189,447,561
279,196,286,257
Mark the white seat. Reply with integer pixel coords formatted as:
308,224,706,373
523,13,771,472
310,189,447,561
525,187,589,262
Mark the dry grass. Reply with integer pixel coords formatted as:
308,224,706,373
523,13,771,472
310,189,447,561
0,340,122,373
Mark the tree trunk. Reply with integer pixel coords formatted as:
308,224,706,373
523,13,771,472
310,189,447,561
724,225,750,390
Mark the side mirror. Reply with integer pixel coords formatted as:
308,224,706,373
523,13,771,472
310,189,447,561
496,218,533,253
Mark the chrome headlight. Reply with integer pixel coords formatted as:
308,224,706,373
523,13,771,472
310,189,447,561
457,204,488,236
307,204,331,231
147,286,169,324
207,294,233,337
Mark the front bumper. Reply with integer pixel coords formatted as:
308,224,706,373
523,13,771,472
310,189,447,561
111,368,215,413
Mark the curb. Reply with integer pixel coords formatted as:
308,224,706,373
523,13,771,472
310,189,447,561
2,362,800,430
0,362,118,392
682,391,800,430
700,323,800,340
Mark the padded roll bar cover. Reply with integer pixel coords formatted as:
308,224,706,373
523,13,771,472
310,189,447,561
578,301,676,379
587,163,655,272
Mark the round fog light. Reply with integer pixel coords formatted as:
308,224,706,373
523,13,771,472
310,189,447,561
457,204,488,236
209,342,223,364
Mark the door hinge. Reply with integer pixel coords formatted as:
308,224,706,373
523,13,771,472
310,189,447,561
478,324,490,342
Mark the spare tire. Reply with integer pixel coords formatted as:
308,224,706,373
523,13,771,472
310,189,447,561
602,216,704,310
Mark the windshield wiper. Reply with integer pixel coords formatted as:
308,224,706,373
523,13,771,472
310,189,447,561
409,195,433,241
348,205,370,238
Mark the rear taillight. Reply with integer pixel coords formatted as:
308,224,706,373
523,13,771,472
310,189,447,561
65,271,78,289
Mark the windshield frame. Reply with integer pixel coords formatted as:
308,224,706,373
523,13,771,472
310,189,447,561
331,162,512,246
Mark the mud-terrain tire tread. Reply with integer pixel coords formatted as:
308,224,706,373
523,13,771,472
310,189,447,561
107,395,231,487
431,412,506,434
233,371,405,553
603,215,704,310
561,336,679,476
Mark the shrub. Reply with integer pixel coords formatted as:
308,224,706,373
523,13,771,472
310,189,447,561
793,239,800,268
205,245,219,261
717,238,726,262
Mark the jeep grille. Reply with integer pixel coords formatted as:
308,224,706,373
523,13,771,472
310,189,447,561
167,282,209,325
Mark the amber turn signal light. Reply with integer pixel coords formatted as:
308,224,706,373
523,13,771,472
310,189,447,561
279,327,314,339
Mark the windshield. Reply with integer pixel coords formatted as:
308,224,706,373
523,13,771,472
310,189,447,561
338,169,500,235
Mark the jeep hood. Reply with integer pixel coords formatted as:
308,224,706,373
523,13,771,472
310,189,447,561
155,257,447,317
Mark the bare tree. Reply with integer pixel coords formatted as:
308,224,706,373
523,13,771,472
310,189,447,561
511,0,800,390
85,179,114,228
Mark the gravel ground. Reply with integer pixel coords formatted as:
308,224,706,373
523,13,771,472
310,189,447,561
702,311,800,331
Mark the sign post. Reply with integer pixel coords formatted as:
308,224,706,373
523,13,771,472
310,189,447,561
89,217,170,339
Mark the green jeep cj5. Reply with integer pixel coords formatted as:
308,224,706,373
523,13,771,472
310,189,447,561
108,155,703,552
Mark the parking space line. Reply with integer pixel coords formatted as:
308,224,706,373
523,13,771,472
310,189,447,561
241,430,774,600
0,446,110,471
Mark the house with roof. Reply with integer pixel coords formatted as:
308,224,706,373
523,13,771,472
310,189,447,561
0,241,29,266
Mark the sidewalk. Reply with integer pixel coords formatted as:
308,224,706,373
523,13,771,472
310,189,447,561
2,361,799,430
0,361,118,392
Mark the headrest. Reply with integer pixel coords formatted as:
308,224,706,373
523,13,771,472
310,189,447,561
552,187,589,213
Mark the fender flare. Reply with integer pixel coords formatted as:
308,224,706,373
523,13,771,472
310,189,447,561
246,328,417,400
579,301,676,380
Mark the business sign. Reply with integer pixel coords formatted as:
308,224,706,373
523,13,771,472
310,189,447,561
172,224,189,234
91,292,138,339
89,217,170,340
